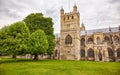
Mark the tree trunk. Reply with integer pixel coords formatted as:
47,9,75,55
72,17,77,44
34,54,38,60
12,54,16,59
49,54,52,59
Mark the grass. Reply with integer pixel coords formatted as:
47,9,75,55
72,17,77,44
0,58,120,75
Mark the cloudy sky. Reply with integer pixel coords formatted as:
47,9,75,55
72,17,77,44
0,0,120,33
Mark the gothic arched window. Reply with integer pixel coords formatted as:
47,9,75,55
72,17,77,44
104,36,110,42
65,35,72,44
117,48,120,57
81,49,85,57
96,37,101,44
88,37,93,44
107,48,113,57
64,17,65,21
81,38,85,46
87,48,94,57
67,16,69,20
67,24,70,29
72,16,74,19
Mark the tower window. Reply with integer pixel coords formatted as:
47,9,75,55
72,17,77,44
65,35,72,44
64,17,65,21
67,16,69,20
67,24,70,28
72,16,74,19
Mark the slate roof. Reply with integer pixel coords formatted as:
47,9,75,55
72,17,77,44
81,27,119,35
55,27,119,38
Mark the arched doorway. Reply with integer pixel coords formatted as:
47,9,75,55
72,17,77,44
107,48,114,61
81,49,85,57
108,48,113,57
87,48,94,60
80,49,85,60
98,52,102,61
116,48,120,58
97,47,102,61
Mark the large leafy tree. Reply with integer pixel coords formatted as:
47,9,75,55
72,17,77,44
47,35,55,57
29,29,48,60
0,26,10,55
9,22,30,58
24,13,55,56
0,22,30,58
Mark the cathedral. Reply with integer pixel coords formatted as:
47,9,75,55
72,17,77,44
54,5,120,62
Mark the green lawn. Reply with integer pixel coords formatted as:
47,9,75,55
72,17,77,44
0,58,120,75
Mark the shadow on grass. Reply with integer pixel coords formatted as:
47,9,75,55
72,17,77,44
0,58,50,64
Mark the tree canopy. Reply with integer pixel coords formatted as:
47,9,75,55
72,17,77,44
0,22,30,58
0,13,55,59
24,13,55,56
29,29,48,60
23,13,54,35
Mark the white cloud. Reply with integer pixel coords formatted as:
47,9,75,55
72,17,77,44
0,0,120,33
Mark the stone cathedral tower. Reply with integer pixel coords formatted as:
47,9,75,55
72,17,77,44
60,5,81,60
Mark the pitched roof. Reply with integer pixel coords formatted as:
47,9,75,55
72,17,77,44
81,27,119,35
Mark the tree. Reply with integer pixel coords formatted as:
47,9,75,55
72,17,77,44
0,26,10,56
47,35,55,57
0,22,30,58
29,29,48,60
9,22,30,58
24,13,55,57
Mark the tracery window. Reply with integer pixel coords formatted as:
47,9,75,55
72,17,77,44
81,38,85,46
107,48,113,57
67,24,70,29
117,48,120,57
81,49,85,57
65,35,72,44
87,48,94,57
104,36,110,42
87,37,93,44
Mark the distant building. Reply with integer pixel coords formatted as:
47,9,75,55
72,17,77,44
54,5,120,62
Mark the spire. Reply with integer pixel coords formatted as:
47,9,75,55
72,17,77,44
82,22,84,27
109,26,111,32
81,21,86,31
118,25,120,31
73,4,77,12
60,7,64,15
74,4,77,8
